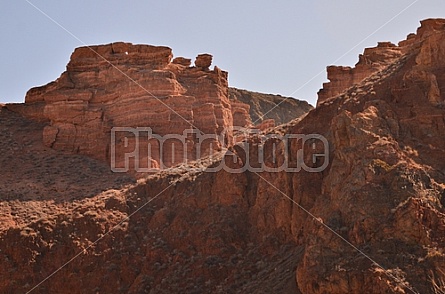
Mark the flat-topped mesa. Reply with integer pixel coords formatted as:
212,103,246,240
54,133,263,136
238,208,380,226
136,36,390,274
25,43,176,104
67,43,173,72
317,18,445,106
21,42,251,169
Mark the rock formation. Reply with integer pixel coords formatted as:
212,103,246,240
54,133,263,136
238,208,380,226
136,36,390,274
14,43,243,169
2,18,445,294
295,18,445,293
194,53,213,69
318,19,445,107
317,42,403,106
9,43,309,171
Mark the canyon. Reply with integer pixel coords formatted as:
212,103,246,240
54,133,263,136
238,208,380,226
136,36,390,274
1,18,445,293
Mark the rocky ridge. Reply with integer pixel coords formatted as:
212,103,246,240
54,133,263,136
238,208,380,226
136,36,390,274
228,87,313,129
317,18,445,107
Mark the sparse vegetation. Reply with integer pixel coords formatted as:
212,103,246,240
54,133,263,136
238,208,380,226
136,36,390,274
372,158,395,173
430,270,445,294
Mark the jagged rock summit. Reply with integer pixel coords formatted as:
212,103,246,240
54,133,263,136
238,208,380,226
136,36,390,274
318,18,445,106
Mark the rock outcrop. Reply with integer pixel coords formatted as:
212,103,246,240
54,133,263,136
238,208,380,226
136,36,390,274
317,42,403,106
194,53,213,69
18,43,246,169
317,18,445,107
2,18,445,294
12,43,311,171
295,18,445,293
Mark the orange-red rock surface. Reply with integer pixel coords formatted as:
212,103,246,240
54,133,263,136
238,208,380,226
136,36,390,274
318,19,445,108
11,43,309,171
2,18,445,294
317,41,403,106
16,43,241,169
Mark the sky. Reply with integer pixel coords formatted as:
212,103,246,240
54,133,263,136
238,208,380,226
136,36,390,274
1,1,444,106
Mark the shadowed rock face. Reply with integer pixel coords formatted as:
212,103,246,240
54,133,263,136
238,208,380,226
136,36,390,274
2,19,445,294
289,18,445,293
228,87,313,128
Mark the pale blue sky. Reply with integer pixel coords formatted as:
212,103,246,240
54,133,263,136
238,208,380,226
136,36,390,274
1,1,444,106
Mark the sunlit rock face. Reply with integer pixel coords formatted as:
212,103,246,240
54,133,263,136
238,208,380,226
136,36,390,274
22,43,243,167
17,42,312,170
317,19,445,107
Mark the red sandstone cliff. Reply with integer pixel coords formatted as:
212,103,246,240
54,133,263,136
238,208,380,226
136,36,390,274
2,18,445,294
9,43,246,169
7,43,309,171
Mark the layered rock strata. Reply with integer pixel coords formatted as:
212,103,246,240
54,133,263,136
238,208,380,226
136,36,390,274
13,43,310,170
20,43,243,169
